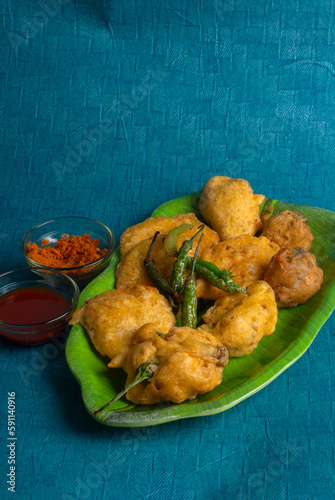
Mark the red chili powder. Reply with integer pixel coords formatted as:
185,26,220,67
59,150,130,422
26,233,107,268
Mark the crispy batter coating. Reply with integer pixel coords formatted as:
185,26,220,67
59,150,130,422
199,176,265,240
120,213,220,259
116,233,175,288
264,247,323,307
124,324,228,404
117,218,220,288
261,210,314,251
69,286,175,367
197,235,280,300
200,281,278,357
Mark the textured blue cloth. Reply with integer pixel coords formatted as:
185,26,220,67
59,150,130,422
0,0,335,499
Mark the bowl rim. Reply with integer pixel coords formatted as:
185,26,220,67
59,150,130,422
21,216,115,272
0,266,79,328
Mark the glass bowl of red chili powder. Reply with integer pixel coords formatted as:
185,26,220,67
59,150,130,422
22,217,115,288
0,267,79,345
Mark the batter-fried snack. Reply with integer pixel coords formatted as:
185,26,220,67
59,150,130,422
116,233,176,289
199,176,265,240
69,286,175,367
197,235,280,300
117,219,220,289
264,247,323,307
261,210,314,251
120,213,220,258
123,324,228,404
200,281,278,357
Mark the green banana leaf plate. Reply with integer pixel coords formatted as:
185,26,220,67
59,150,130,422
65,194,335,427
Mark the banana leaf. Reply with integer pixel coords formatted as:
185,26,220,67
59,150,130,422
66,195,335,427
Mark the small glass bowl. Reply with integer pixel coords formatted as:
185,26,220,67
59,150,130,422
22,217,115,288
0,267,79,345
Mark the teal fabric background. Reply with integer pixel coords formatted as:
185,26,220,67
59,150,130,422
0,0,334,499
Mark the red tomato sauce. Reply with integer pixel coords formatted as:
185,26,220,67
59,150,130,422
0,286,69,324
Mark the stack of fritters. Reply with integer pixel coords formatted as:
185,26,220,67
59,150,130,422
70,176,323,405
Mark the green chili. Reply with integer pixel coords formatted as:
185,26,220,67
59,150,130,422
93,363,154,415
144,231,179,312
163,223,193,256
185,257,247,294
171,224,204,292
181,234,203,328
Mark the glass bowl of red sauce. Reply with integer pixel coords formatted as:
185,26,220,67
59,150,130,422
0,267,79,345
22,217,115,288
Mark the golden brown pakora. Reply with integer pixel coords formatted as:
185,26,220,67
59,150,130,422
261,210,314,251
264,247,323,307
116,233,176,289
69,286,175,367
123,324,228,404
200,281,278,357
120,212,220,259
197,235,280,300
199,176,265,240
117,216,220,289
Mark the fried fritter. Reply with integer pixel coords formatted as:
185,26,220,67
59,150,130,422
197,235,280,300
117,218,220,289
199,176,265,240
120,213,220,258
116,233,175,288
261,210,314,251
69,286,175,367
264,247,323,307
123,324,228,405
200,281,278,357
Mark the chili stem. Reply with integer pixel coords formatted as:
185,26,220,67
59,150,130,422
93,363,154,415
144,232,179,311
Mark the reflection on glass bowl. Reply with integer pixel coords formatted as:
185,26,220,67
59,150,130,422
0,267,79,345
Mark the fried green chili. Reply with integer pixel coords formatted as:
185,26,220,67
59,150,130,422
171,224,205,292
184,257,247,294
93,363,154,415
163,223,193,256
181,234,203,328
144,231,179,312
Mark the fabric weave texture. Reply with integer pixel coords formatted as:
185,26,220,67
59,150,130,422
0,0,334,499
